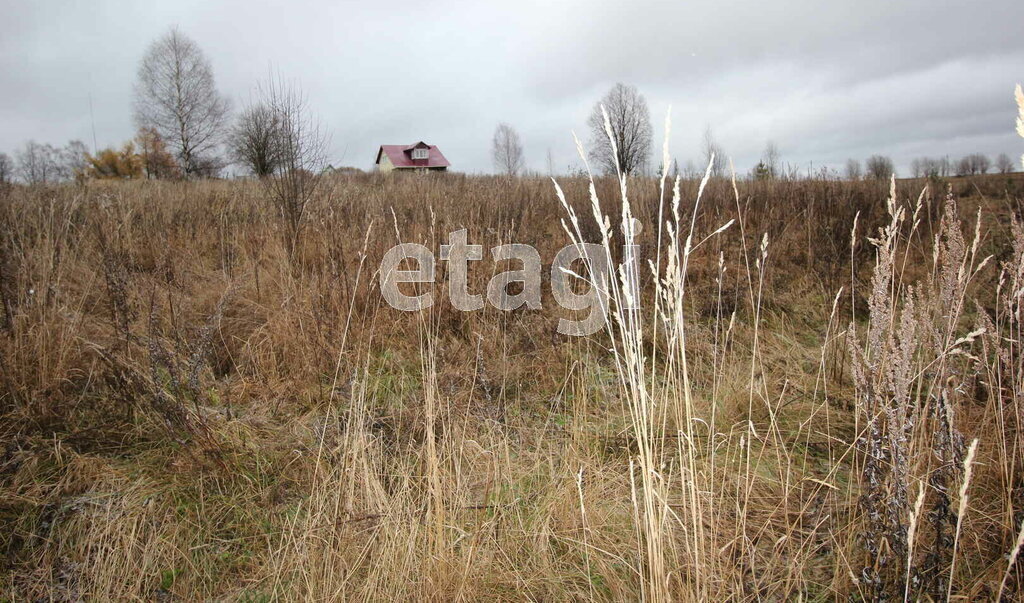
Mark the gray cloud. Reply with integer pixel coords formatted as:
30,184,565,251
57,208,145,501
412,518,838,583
1,0,1022,176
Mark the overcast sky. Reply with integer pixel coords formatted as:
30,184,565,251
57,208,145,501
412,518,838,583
2,0,1022,175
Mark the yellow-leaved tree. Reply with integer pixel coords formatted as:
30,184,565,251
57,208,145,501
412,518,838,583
87,142,143,180
135,127,180,179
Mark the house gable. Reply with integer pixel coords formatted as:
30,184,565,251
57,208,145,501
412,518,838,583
375,148,394,173
375,142,450,172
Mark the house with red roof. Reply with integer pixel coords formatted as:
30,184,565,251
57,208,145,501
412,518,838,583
374,141,450,173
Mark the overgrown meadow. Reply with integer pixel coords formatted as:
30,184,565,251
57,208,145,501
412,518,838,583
2,166,1024,600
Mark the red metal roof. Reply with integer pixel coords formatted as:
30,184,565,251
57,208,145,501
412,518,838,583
376,142,450,169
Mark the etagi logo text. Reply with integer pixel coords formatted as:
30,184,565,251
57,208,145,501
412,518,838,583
379,229,640,336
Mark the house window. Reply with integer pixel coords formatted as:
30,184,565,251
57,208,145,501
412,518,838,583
412,148,429,160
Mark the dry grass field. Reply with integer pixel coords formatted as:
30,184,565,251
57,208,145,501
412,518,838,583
2,169,1024,600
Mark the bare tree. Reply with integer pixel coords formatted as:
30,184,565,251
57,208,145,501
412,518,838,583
587,83,652,176
0,153,13,186
761,140,780,178
134,27,230,177
865,155,895,180
229,103,282,177
974,153,991,174
491,123,524,177
996,153,1015,174
191,155,226,179
701,127,727,177
911,157,941,179
957,153,993,176
60,140,90,183
910,158,923,178
956,156,971,176
258,74,329,257
16,141,60,185
845,158,862,180
546,148,555,176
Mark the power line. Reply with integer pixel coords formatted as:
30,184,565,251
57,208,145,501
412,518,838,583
88,74,98,154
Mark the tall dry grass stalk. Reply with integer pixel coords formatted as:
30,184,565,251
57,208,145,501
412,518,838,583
947,438,979,601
